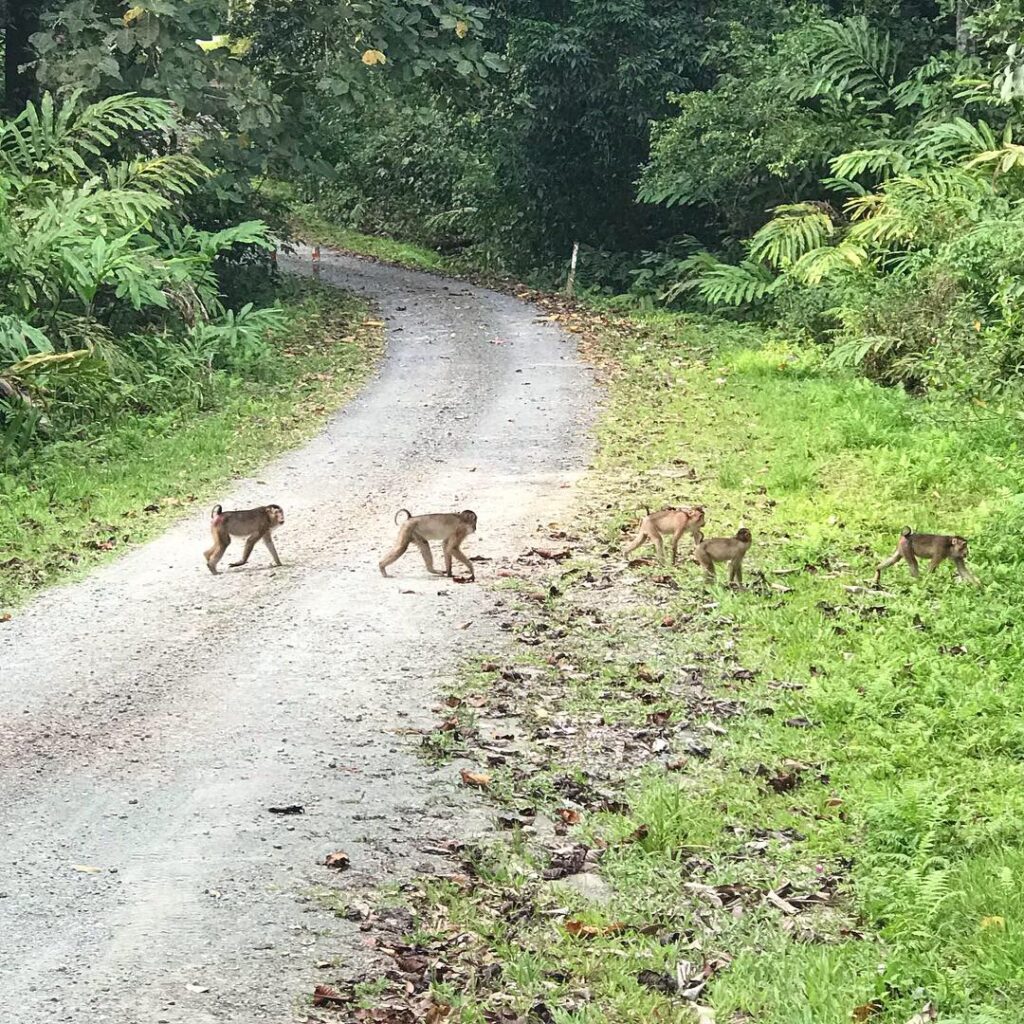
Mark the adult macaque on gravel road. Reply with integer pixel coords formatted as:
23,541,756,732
205,503,285,574
379,508,478,581
622,506,706,565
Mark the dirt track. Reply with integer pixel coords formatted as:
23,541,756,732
0,249,597,1023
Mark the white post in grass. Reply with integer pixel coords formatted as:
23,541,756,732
565,241,579,297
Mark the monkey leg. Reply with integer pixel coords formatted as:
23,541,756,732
205,534,230,574
669,533,682,566
446,541,475,580
229,533,260,568
652,533,666,564
379,537,411,577
951,557,978,583
696,553,715,582
904,550,921,578
414,537,444,576
622,530,648,557
730,560,743,585
263,535,282,567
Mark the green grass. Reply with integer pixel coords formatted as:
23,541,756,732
377,311,1024,1024
580,315,1024,1022
268,180,447,272
0,282,381,609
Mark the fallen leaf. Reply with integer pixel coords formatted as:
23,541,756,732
324,851,351,871
185,983,210,994
564,919,626,939
529,547,571,561
851,1002,884,1022
71,864,102,873
268,804,304,815
980,915,1005,930
0,613,11,623
556,808,581,825
425,1002,453,1024
459,769,491,788
312,984,347,1006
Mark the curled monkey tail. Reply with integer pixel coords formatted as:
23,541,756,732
900,525,913,537
394,508,412,526
211,504,224,518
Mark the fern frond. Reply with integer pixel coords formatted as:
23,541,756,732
920,118,998,164
966,143,1024,178
0,92,175,182
105,155,211,198
830,147,913,179
797,17,896,101
790,243,868,285
696,259,777,307
749,203,835,269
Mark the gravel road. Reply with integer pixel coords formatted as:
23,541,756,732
0,249,597,1023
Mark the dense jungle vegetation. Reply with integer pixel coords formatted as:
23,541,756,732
4,4,1024,1020
2,0,1023,451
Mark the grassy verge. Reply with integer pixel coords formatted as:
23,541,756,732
0,281,381,610
305,296,1024,1024
267,180,448,272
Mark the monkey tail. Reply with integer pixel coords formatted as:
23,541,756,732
211,504,223,518
900,525,913,537
394,508,412,525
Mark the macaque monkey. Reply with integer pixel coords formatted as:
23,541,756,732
379,508,478,581
874,527,978,585
204,503,285,574
622,506,706,565
694,528,752,584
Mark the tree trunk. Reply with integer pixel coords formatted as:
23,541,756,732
955,1,971,56
3,0,41,116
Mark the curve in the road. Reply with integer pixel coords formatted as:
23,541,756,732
0,250,597,1023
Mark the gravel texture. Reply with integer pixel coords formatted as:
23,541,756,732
0,249,597,1023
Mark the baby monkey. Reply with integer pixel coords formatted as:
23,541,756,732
694,528,752,585
379,508,478,581
622,506,706,566
205,503,285,574
874,527,978,585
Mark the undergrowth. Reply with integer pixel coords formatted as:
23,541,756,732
0,281,381,609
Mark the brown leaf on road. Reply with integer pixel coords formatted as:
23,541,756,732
529,547,572,561
459,769,491,788
555,807,581,825
312,984,347,1007
647,709,673,727
323,851,351,871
